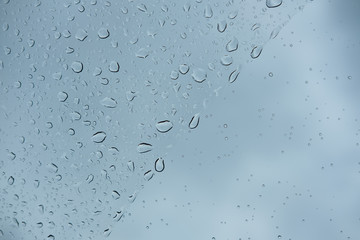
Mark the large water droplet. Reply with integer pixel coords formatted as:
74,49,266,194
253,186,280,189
189,113,200,129
92,131,107,143
137,143,153,153
229,66,241,83
156,120,173,133
191,68,207,83
100,97,117,108
266,0,282,8
179,64,189,74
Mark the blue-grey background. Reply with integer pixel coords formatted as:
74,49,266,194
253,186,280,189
0,0,359,239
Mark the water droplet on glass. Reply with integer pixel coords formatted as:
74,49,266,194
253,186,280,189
57,91,68,102
71,61,83,73
217,20,227,33
191,68,207,83
137,143,153,153
112,190,121,200
155,158,165,172
170,70,179,80
266,0,282,8
100,97,117,108
109,61,119,72
229,66,241,83
156,120,173,133
269,72,274,77
144,170,154,181
228,10,238,19
189,113,200,129
204,4,213,18
270,26,281,39
250,45,263,59
136,48,149,58
127,161,135,172
8,176,14,185
179,64,189,74
86,174,94,184
98,28,110,39
92,131,107,143
226,37,239,52
220,55,233,66
75,29,88,41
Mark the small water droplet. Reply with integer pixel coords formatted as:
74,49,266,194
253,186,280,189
98,28,110,39
268,72,273,77
204,4,213,18
156,120,173,133
127,161,135,171
179,64,190,74
92,131,107,143
250,46,263,59
229,66,241,83
191,68,207,83
220,55,233,66
217,20,227,33
100,97,117,108
155,158,165,172
112,190,121,200
8,176,14,185
75,29,88,41
266,0,282,8
170,70,179,80
109,61,119,72
189,113,200,129
57,91,68,102
86,174,94,184
226,37,239,52
144,170,154,181
137,143,153,153
136,48,149,58
71,61,83,73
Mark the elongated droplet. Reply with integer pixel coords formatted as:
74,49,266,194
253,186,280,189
250,46,263,59
189,113,200,129
100,97,117,108
155,158,165,172
144,170,154,181
266,0,282,8
191,68,207,83
127,161,135,172
113,211,124,222
270,26,282,39
8,176,14,185
204,4,213,18
92,131,107,143
156,120,173,133
137,143,153,153
229,66,241,83
112,190,120,200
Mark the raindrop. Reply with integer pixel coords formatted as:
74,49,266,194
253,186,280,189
189,113,200,129
109,61,119,72
86,174,94,184
266,0,282,8
204,4,213,18
191,68,207,83
57,92,68,102
113,211,124,222
92,131,107,143
217,20,227,33
179,64,189,74
137,143,153,153
112,190,121,200
8,152,16,160
156,120,173,133
71,61,83,73
228,10,238,19
8,176,14,185
144,170,154,181
75,29,88,41
155,158,165,172
269,72,274,77
250,46,263,59
220,55,233,66
170,70,179,80
103,228,111,237
136,48,149,58
127,161,135,172
100,97,117,108
229,66,241,83
270,26,281,39
47,163,58,173
226,37,239,52
98,28,110,39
